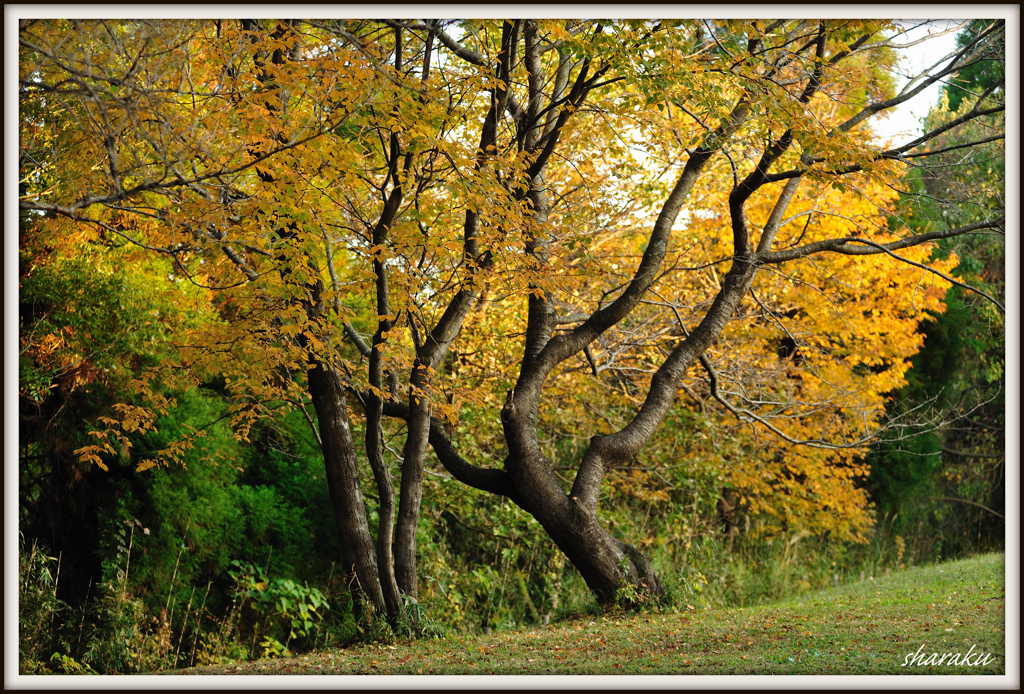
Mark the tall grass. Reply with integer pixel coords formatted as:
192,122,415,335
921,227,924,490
647,515,915,610
18,535,68,672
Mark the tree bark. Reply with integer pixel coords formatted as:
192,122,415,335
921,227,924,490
306,360,387,617
394,366,430,599
508,452,664,604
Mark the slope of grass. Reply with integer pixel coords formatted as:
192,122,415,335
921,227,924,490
162,552,1005,676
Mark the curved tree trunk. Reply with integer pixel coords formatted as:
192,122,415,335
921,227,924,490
513,467,664,604
494,216,761,604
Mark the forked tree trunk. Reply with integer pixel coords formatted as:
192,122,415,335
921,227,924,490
495,248,761,605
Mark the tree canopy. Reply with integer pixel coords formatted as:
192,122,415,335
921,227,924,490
18,17,1005,626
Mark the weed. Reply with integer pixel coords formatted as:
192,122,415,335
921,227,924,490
48,652,99,675
225,559,331,657
18,535,67,671
83,518,175,673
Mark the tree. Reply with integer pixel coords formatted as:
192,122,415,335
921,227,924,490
944,19,1005,113
18,205,206,604
867,18,1006,558
19,18,1005,620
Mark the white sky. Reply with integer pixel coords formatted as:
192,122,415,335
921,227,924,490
871,20,966,143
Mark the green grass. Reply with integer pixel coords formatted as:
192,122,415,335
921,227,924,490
161,552,1005,676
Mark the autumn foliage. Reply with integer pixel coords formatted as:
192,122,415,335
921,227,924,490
19,18,1004,622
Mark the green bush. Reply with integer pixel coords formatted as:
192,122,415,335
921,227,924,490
226,560,329,658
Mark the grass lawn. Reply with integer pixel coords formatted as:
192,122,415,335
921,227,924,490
164,552,1005,676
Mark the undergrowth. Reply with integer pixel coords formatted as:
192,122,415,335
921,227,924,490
17,500,995,675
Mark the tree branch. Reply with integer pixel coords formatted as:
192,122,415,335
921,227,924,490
697,354,878,450
929,496,1005,520
756,220,1006,313
540,99,752,370
381,401,518,500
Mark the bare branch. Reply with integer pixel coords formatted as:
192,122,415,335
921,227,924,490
756,219,1006,313
698,354,878,450
929,496,1005,519
381,401,518,500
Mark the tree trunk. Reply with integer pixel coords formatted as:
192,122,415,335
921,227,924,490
305,360,388,619
518,479,664,604
394,366,431,599
494,242,760,605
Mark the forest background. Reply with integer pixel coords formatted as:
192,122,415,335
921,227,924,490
9,10,1012,675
